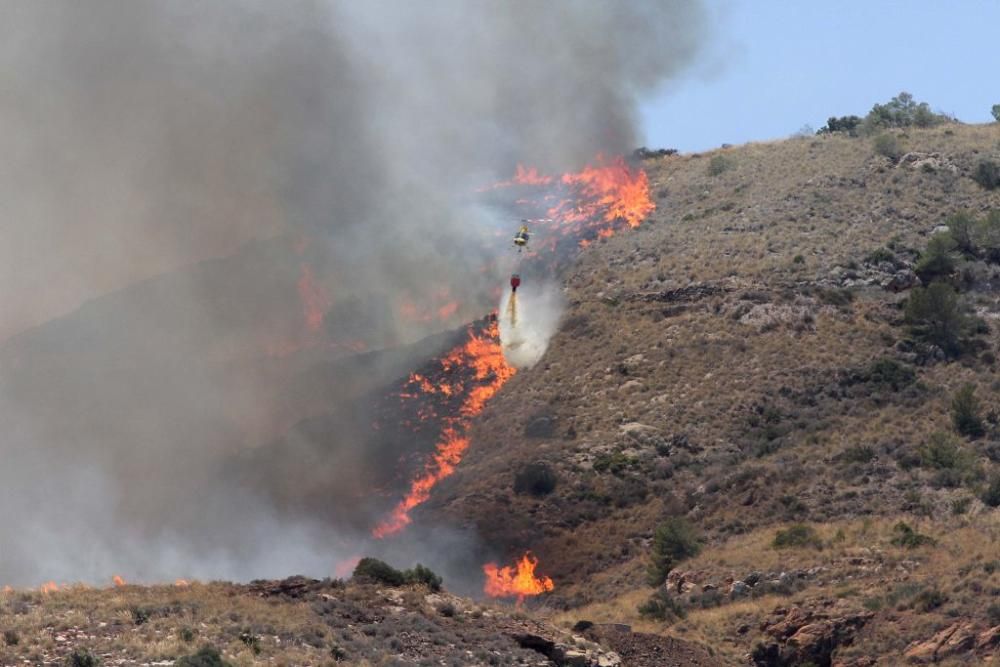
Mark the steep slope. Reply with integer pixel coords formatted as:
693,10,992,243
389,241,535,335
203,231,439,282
426,123,1000,662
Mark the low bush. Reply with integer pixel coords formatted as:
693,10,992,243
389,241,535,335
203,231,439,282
174,646,233,667
890,522,936,549
866,357,916,391
513,462,557,496
68,651,100,667
873,133,902,160
818,115,862,135
352,558,443,591
3,630,17,646
707,154,731,176
772,524,822,549
973,160,1000,190
951,384,985,438
982,474,1000,508
638,589,686,622
918,432,968,470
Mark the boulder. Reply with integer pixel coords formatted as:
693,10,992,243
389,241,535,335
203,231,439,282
884,269,920,293
729,580,750,598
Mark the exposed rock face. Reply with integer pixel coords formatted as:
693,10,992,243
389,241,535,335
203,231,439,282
512,632,622,667
903,620,996,663
752,606,873,667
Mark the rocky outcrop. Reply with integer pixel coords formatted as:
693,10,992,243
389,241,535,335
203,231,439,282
904,620,999,663
752,606,873,667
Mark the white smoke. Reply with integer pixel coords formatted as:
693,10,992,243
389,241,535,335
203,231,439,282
499,282,565,369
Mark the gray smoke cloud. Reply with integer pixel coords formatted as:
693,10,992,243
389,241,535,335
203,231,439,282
0,0,708,586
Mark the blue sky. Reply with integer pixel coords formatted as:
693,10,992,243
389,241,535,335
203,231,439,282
640,0,1000,152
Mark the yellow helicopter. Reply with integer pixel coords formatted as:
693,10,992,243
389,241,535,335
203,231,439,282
513,222,529,251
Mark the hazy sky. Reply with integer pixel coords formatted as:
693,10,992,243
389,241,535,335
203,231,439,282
641,0,1000,152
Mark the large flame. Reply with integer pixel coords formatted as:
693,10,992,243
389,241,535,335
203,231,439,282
373,319,515,538
483,552,554,603
487,155,654,248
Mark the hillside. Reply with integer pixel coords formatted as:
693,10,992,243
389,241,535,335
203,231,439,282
426,123,1000,663
5,124,1000,666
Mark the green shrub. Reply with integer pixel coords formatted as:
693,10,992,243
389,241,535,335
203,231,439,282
646,517,701,586
593,452,636,475
174,646,234,667
818,115,861,135
915,588,947,612
68,651,100,667
866,357,916,391
862,91,950,133
974,210,1000,262
352,558,444,591
873,133,902,160
946,211,978,257
973,160,1000,190
353,557,405,586
904,282,969,356
130,606,151,626
914,233,957,284
773,524,822,549
951,384,985,438
992,105,1000,122
638,588,686,622
919,432,968,470
180,627,196,643
238,631,260,655
841,444,876,464
513,462,557,496
890,522,936,549
707,154,730,176
405,564,443,592
3,630,18,646
982,474,1000,508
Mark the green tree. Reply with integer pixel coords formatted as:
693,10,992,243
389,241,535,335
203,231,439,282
647,517,700,586
914,233,957,284
904,282,968,356
951,384,985,438
992,104,1000,122
974,211,1000,262
946,212,978,257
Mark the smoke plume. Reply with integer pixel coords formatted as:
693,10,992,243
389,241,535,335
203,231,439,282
0,1,708,585
499,284,566,369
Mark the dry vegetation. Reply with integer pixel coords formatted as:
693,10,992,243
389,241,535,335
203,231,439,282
428,122,1000,662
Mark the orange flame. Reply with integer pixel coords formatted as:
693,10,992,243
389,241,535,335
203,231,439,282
39,581,59,594
112,574,126,587
483,552,554,603
334,555,362,579
373,320,514,538
174,579,191,587
297,263,331,333
487,155,655,246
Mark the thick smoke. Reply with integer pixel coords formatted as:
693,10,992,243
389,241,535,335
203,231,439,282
0,1,708,585
499,284,566,369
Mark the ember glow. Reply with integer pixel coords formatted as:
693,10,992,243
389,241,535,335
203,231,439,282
373,319,515,538
112,574,127,587
483,552,554,603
